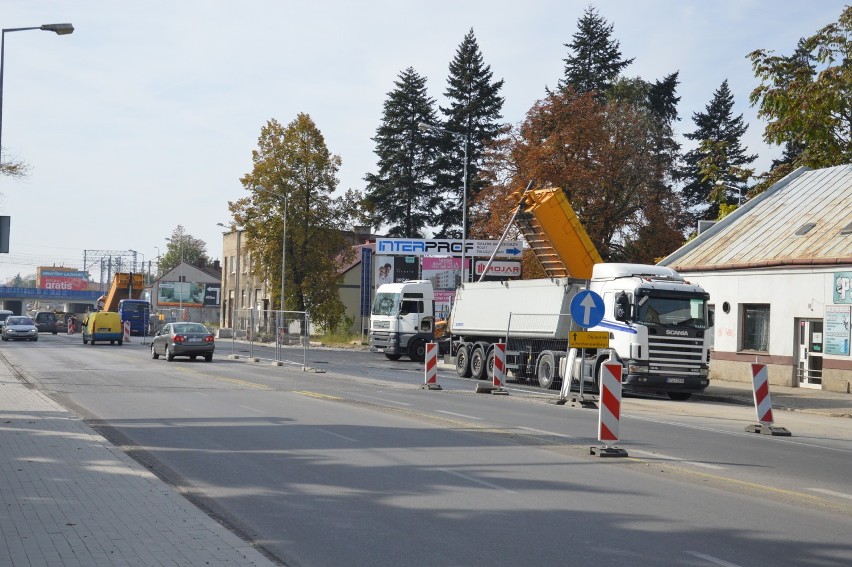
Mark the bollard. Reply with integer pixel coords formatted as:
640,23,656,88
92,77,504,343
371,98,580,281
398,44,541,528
422,342,442,390
590,356,628,457
123,321,131,343
491,342,508,395
745,363,791,436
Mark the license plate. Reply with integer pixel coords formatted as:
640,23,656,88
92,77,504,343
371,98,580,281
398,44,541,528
667,377,685,384
98,328,110,332
188,337,203,342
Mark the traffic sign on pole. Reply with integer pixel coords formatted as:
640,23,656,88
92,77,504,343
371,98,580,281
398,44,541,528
570,290,605,329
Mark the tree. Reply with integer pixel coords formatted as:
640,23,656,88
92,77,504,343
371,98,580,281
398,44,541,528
476,89,677,264
364,68,440,237
431,29,505,238
230,114,355,332
160,225,211,274
558,6,634,96
0,157,30,179
680,80,756,225
748,6,852,193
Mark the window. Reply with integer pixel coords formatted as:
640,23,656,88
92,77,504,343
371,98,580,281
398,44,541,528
795,222,816,236
741,304,770,352
230,256,236,274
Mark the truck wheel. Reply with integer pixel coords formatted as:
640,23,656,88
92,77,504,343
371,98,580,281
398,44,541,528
536,351,558,389
384,353,402,361
408,338,426,362
455,344,472,378
667,392,692,401
470,345,487,380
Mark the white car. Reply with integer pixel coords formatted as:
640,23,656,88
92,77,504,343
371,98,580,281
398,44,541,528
2,316,39,341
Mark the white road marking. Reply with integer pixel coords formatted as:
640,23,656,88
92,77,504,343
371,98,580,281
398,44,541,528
316,428,359,442
631,449,726,470
517,426,575,439
238,405,265,414
441,469,517,493
349,393,412,406
435,410,482,420
807,488,852,501
684,551,744,567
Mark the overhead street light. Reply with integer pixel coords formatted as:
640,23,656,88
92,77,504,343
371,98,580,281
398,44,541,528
0,23,74,164
418,122,469,283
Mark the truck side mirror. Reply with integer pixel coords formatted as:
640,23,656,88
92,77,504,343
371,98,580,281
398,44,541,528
615,292,631,323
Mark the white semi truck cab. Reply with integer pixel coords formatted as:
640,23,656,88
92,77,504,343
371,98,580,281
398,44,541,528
369,280,435,362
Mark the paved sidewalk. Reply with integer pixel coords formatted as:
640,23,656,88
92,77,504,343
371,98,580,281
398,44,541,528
0,364,277,566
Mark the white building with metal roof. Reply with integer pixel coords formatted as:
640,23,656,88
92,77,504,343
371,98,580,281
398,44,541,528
659,164,852,393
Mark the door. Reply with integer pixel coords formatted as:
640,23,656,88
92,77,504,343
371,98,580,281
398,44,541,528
797,319,823,388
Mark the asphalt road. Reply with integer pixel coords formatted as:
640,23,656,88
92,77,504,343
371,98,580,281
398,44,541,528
4,333,852,566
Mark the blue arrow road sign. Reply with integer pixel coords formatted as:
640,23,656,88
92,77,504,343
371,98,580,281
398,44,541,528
570,290,605,329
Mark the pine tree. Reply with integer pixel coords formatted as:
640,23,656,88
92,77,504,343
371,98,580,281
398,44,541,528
364,67,440,238
681,80,756,225
559,6,634,96
432,28,505,238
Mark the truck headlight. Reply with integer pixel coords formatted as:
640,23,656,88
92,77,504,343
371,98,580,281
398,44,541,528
699,367,709,377
628,364,649,374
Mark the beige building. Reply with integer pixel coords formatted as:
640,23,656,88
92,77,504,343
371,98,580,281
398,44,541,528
660,164,852,393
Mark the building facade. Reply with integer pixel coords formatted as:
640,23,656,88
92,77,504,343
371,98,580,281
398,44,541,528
660,165,852,393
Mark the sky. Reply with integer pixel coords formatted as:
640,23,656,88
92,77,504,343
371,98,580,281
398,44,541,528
0,0,847,284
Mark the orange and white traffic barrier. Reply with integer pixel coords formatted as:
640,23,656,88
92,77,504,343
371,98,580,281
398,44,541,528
745,363,791,436
590,355,628,457
123,321,131,342
491,342,508,395
422,342,442,390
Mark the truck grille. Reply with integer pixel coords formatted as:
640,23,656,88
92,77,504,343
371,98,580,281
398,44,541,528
648,335,704,376
372,320,390,330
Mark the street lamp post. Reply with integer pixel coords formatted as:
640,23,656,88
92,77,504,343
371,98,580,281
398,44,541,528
0,23,74,164
418,122,468,283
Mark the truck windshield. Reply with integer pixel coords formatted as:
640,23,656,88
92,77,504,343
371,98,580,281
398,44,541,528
635,292,708,329
372,293,400,316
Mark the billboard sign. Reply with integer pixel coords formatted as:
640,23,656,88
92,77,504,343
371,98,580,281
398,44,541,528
39,270,89,291
375,238,522,258
158,282,221,307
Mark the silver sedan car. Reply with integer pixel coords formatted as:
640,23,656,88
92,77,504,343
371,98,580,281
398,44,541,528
2,316,39,341
151,322,215,362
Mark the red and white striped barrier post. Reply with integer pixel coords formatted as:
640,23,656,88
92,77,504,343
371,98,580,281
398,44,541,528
590,356,628,457
123,321,131,343
745,363,791,436
491,342,508,395
422,342,442,390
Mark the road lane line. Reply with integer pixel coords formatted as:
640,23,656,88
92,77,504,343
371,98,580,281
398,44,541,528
631,449,726,470
684,551,743,567
517,426,575,439
441,469,517,494
435,410,482,420
238,405,265,415
316,428,359,442
807,488,852,501
349,393,412,406
294,390,343,401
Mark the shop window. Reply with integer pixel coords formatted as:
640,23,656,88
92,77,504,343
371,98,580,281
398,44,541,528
741,304,770,352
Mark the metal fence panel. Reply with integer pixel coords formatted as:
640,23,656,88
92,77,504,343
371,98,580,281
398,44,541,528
231,308,310,369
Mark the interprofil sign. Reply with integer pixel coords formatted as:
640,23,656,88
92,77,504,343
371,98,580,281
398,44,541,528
39,270,88,291
375,238,523,258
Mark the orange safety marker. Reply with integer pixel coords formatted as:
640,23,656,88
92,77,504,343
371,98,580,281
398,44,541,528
590,356,628,457
422,342,442,390
745,363,791,436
